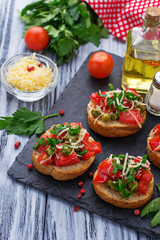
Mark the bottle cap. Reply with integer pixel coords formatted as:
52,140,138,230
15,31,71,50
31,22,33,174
145,7,160,23
153,71,160,89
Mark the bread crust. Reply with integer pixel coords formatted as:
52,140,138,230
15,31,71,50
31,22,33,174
93,170,154,208
87,100,146,137
147,129,160,168
32,127,96,181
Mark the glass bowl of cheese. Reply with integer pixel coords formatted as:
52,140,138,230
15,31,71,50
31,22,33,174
0,53,58,102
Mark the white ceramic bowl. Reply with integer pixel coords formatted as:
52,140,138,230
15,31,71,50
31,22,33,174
0,53,58,102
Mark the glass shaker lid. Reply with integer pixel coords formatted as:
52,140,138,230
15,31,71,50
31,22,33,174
153,71,160,89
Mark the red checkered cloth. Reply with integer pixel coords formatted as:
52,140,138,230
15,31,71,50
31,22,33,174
85,0,160,41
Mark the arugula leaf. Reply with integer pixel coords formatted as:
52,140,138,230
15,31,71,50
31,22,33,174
20,0,108,64
33,138,46,150
0,107,58,136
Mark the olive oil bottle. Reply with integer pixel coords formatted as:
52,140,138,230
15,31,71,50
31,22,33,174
121,7,160,95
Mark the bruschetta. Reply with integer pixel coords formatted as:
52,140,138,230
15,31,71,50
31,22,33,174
147,123,160,168
87,85,146,137
32,122,102,181
93,153,154,208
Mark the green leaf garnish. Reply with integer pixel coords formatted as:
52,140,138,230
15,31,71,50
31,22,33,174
151,211,160,227
51,123,70,135
0,107,59,136
33,138,46,150
20,0,108,64
142,154,147,164
141,198,160,218
108,83,114,91
68,125,81,135
156,183,160,192
76,149,88,155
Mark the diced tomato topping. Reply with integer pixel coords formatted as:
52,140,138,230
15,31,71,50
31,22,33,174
37,153,47,162
126,88,141,99
152,124,160,136
134,168,145,180
148,135,160,151
123,98,132,108
118,109,142,125
90,92,106,107
137,172,153,194
81,150,95,160
133,157,142,163
40,157,55,165
37,144,48,153
93,171,110,183
82,133,102,154
55,148,80,167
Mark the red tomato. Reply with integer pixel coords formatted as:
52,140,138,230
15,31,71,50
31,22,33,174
137,172,152,194
24,27,49,51
93,171,110,183
88,51,114,79
118,109,143,125
148,135,160,151
55,148,80,167
153,124,160,136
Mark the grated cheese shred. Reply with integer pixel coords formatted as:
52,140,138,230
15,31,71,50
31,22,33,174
6,53,55,91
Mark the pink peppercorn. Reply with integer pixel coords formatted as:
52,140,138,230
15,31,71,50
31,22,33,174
80,188,85,195
14,141,21,149
77,193,82,199
27,164,33,170
134,209,140,216
73,206,79,212
59,109,65,116
78,181,83,187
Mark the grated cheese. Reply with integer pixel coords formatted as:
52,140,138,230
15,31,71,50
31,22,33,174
6,53,55,91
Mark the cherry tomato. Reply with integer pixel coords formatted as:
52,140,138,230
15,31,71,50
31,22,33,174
118,109,143,126
88,51,114,79
24,26,49,51
153,124,160,136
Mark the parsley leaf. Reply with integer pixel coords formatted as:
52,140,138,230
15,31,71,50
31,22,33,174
51,123,70,135
141,197,160,218
0,107,58,136
76,149,88,155
108,83,114,91
33,138,46,150
68,125,81,135
20,0,108,64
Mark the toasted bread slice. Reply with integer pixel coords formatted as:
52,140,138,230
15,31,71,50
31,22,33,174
32,150,95,181
147,129,160,168
93,170,154,208
87,101,146,137
32,124,98,181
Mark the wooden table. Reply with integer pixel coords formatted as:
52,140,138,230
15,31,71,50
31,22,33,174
0,0,155,239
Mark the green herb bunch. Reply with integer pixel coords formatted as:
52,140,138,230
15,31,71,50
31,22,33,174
21,0,108,64
141,184,160,228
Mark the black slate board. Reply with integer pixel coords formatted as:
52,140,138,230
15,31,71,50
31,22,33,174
8,52,160,238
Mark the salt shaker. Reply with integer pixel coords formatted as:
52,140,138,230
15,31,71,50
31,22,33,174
145,71,160,116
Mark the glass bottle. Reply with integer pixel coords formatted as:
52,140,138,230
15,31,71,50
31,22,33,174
145,71,160,116
121,7,160,95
